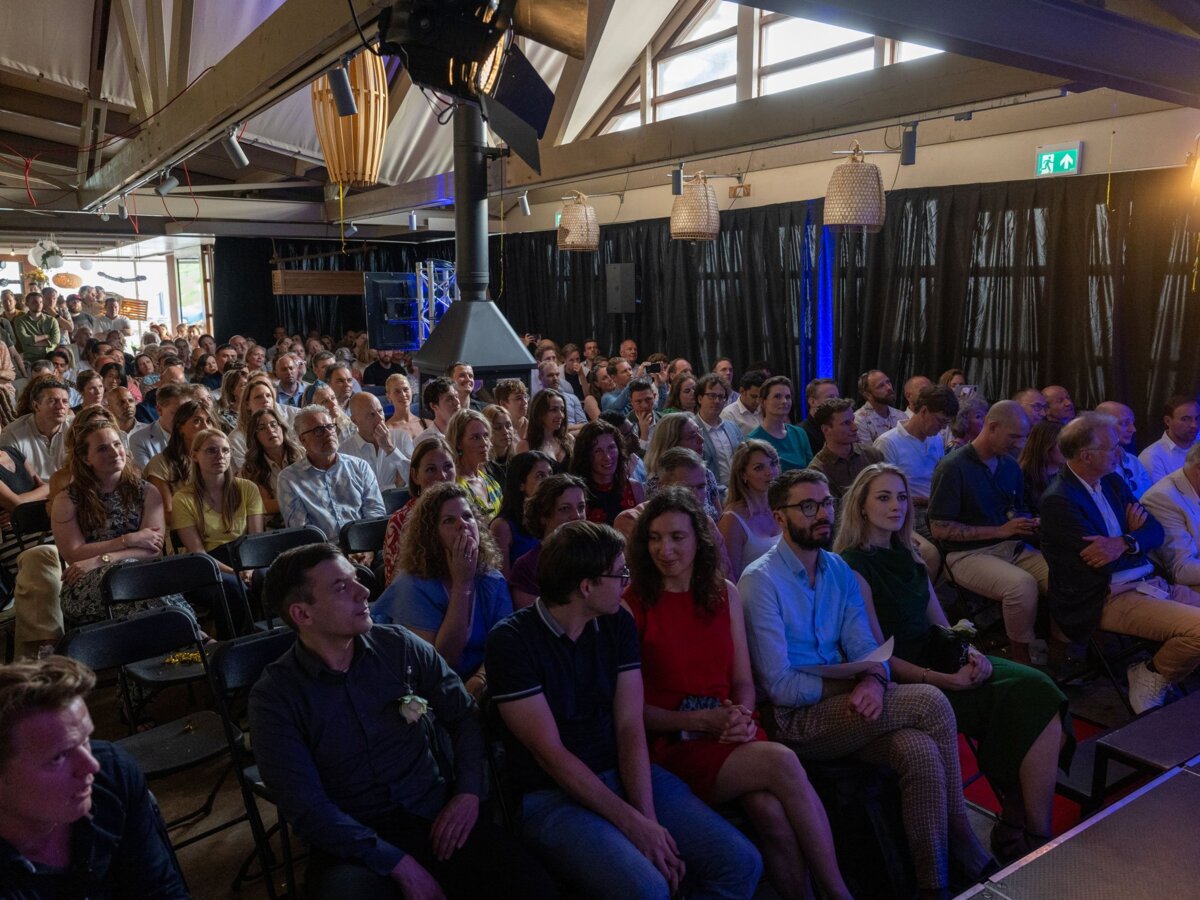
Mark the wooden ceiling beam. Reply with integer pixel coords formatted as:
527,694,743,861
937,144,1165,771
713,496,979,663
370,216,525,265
112,0,155,120
78,0,394,211
168,0,195,99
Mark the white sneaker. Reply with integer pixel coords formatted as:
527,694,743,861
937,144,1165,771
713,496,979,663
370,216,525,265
1126,660,1173,714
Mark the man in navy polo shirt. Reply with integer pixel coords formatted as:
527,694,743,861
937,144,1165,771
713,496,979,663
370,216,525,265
928,400,1048,665
486,520,762,900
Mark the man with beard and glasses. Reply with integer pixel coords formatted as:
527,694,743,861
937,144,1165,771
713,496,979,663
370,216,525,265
739,468,993,899
853,369,905,444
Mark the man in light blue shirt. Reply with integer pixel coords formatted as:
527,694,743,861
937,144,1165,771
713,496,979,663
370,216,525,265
738,469,992,895
277,405,386,540
128,382,189,468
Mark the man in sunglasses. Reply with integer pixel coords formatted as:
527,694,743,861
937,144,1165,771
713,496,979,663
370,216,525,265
740,468,992,897
277,405,385,540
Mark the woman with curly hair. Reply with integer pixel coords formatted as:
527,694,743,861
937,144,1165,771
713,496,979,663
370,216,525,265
489,450,554,577
568,419,644,525
51,413,187,627
517,388,573,468
662,372,698,415
144,398,215,519
372,481,511,693
239,407,302,525
446,408,502,523
381,436,456,585
624,487,850,900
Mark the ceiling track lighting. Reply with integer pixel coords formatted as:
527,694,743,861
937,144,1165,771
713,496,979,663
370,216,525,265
155,170,179,197
408,210,418,230
518,191,531,217
343,221,358,237
98,206,110,222
671,164,684,196
221,126,251,169
328,55,359,117
118,198,128,220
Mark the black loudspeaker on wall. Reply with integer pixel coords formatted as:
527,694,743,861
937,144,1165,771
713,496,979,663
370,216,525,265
606,262,637,315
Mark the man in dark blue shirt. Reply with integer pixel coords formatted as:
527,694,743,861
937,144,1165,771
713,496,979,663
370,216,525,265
0,656,188,899
486,520,762,900
928,400,1049,665
249,544,553,900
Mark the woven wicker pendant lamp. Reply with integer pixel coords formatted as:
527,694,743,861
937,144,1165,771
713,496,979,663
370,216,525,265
311,52,389,187
558,191,599,252
824,140,886,233
670,172,719,241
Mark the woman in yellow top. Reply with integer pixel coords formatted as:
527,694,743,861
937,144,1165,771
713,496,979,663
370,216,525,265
173,428,264,633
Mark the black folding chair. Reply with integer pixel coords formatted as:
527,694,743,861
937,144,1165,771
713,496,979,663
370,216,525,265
339,517,389,600
209,628,299,900
381,487,410,515
56,606,235,846
228,526,327,629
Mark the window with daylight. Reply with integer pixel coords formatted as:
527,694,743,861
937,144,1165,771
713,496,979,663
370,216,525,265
594,1,944,135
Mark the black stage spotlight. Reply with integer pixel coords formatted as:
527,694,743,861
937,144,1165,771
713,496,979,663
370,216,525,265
900,123,918,166
328,57,358,117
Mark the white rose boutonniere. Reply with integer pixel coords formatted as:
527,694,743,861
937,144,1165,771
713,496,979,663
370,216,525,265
399,694,429,724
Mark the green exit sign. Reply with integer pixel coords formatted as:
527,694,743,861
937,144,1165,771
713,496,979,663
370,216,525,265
1035,141,1083,177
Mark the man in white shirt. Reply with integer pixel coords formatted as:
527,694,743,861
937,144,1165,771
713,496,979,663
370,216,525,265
91,296,132,338
1138,394,1199,485
874,385,956,517
1141,442,1200,588
129,382,189,469
899,375,932,420
853,369,905,444
720,370,764,436
0,379,71,479
341,392,410,490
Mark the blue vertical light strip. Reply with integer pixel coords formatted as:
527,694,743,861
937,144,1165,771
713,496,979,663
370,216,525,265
816,223,836,378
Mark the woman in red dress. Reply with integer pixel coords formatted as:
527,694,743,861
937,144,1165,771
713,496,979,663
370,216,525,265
624,487,851,900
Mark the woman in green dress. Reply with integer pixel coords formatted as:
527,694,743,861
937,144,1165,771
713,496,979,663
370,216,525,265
834,463,1074,863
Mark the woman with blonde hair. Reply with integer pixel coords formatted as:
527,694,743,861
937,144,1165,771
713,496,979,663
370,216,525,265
383,372,423,454
173,428,264,630
373,481,511,695
52,414,186,627
481,403,517,483
718,439,782,579
446,408,502,522
239,407,302,524
517,387,573,468
835,463,1073,863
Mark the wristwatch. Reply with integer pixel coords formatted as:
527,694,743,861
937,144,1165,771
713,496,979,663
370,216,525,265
1122,534,1138,555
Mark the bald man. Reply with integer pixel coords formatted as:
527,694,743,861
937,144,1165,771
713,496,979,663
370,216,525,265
901,374,933,419
1096,401,1153,499
1042,386,1075,425
340,392,410,489
928,400,1049,665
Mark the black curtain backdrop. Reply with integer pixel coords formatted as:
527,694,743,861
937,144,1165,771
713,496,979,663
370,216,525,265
214,167,1199,438
832,168,1200,439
